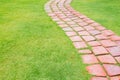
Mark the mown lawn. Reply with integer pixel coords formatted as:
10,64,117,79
71,0,120,35
0,0,90,80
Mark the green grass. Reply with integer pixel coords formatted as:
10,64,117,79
0,0,90,80
71,0,120,35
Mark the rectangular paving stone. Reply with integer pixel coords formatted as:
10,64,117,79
82,54,99,64
103,64,120,76
110,35,120,41
78,31,90,36
74,19,83,23
95,26,106,31
73,42,87,49
85,20,95,24
100,40,117,47
107,46,120,57
78,22,88,26
82,36,96,42
97,55,117,64
89,30,101,35
102,30,115,36
95,34,108,40
65,31,77,36
70,36,83,42
92,46,108,55
88,41,101,47
84,25,95,31
64,18,72,22
59,16,66,19
90,23,100,27
86,64,106,76
73,27,84,32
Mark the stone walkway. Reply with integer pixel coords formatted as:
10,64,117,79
45,0,120,80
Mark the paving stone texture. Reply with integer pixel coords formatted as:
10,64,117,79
45,0,120,79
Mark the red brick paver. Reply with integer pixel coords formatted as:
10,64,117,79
92,46,108,55
73,27,84,31
66,31,77,36
95,34,108,40
103,64,120,76
87,64,106,76
102,30,115,36
89,30,101,35
45,0,120,79
107,46,120,57
88,41,101,47
70,36,83,42
82,54,99,64
73,42,87,49
82,36,96,42
78,31,90,36
100,40,117,47
110,35,120,41
84,25,95,31
97,55,116,64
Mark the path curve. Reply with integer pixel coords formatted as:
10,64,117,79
45,0,120,80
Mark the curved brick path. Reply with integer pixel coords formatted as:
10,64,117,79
45,0,120,80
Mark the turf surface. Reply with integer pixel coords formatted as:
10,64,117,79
0,0,90,80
